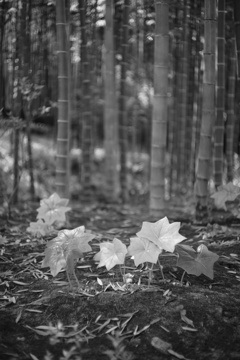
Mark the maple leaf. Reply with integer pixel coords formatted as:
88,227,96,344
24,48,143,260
176,244,219,279
137,217,186,253
41,232,67,276
63,232,95,275
37,192,71,225
94,238,127,271
27,219,54,238
127,236,162,267
0,235,7,245
42,226,95,277
211,182,240,211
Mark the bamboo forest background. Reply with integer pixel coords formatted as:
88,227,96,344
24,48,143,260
0,0,240,218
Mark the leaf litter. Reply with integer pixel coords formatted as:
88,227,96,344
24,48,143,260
0,202,240,359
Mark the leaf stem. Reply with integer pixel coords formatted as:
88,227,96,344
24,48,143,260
119,264,123,278
66,267,80,293
119,261,126,282
157,259,165,280
148,263,154,287
180,270,186,285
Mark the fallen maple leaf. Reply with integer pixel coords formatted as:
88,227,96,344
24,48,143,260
211,182,240,210
137,217,186,253
42,226,95,277
37,192,71,225
127,236,162,267
176,244,219,279
94,238,127,271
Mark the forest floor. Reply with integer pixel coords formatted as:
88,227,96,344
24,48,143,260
0,201,240,360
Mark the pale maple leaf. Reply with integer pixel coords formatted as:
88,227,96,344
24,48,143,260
176,244,219,279
94,238,127,271
128,236,162,267
137,217,186,253
37,192,71,225
231,207,240,218
42,248,66,277
42,226,95,277
211,182,240,210
0,235,7,245
27,219,54,238
56,226,85,252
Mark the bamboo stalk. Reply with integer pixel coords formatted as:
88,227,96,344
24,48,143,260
55,0,70,198
103,0,119,200
150,0,169,216
213,0,225,188
195,0,216,219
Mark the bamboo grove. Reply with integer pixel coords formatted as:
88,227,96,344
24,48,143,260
0,0,240,218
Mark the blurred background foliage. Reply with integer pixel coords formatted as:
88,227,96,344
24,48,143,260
0,0,239,216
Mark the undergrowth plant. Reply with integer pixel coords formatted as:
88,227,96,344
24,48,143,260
211,182,240,217
28,193,219,288
27,192,71,237
27,314,139,360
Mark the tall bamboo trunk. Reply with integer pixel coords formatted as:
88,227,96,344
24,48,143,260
190,0,203,187
226,36,236,182
118,0,130,202
213,0,225,188
191,0,204,186
131,0,143,162
185,1,195,189
12,0,22,204
170,3,182,195
55,0,70,198
195,0,216,219
178,0,189,186
103,0,119,200
167,33,175,198
0,0,6,109
79,0,93,200
234,0,240,80
91,0,102,151
22,0,35,200
150,0,169,217
25,103,35,199
234,0,240,166
12,127,20,204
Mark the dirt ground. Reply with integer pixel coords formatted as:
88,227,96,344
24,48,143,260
0,202,240,360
